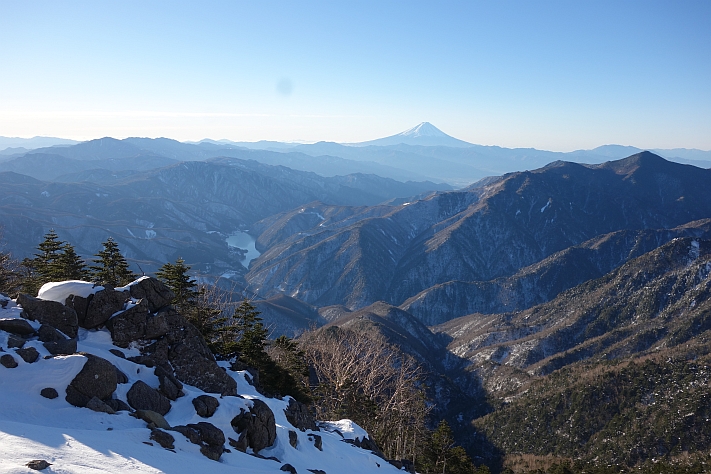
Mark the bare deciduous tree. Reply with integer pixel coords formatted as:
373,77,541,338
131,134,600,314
300,325,430,463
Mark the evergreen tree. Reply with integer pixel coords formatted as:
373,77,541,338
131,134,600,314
55,243,90,281
155,263,240,359
90,237,136,286
21,229,73,294
266,335,312,404
155,257,198,313
233,298,268,364
420,420,480,474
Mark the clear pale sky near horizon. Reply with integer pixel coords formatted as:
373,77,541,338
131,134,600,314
1,1,709,151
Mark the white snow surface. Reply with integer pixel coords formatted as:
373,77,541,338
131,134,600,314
37,281,104,303
319,420,369,441
0,292,396,473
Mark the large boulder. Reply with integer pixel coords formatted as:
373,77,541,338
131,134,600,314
106,299,150,347
230,399,276,453
284,398,318,431
139,309,237,396
16,294,78,338
126,380,171,415
168,339,237,396
172,422,225,461
65,354,118,407
84,289,127,328
127,277,174,313
192,395,220,418
0,318,36,337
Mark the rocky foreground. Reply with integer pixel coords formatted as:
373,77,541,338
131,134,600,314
0,277,397,473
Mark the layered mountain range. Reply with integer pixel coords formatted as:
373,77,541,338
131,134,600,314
246,153,711,317
3,127,711,470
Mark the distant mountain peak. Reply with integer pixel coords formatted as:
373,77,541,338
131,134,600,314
350,122,473,148
397,122,448,138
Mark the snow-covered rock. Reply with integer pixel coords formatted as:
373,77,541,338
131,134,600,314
0,280,397,473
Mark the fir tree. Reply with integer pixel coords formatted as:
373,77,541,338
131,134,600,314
155,263,240,359
420,420,481,474
90,237,136,286
55,243,90,281
21,229,68,294
266,335,312,404
233,298,269,364
155,257,197,313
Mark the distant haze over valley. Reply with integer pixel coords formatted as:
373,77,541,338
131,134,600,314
2,123,710,188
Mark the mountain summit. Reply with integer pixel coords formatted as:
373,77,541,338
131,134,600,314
351,122,473,147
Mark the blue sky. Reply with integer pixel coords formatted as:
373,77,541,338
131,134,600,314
1,1,709,150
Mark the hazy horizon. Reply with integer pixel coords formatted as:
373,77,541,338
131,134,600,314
1,1,710,152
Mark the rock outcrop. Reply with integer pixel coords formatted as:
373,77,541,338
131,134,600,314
65,354,118,408
127,278,174,313
17,294,78,338
192,395,219,418
172,422,225,461
230,399,276,453
284,398,318,431
126,380,171,416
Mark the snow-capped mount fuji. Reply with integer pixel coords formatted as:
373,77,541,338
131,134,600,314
351,122,474,148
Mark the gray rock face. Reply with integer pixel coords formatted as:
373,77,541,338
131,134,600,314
84,289,127,328
103,302,235,396
127,278,174,313
0,318,36,336
138,308,236,395
192,395,220,418
284,398,318,431
126,380,171,415
1,354,18,368
65,354,118,407
15,346,39,363
106,299,149,347
17,294,78,338
230,399,276,453
168,338,236,396
288,430,298,448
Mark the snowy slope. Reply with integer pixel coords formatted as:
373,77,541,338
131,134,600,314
0,287,400,474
